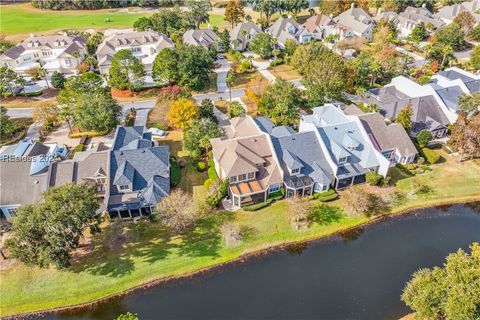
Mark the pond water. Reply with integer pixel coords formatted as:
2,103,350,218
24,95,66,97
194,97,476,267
45,203,480,320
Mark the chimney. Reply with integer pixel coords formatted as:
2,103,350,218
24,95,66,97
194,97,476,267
329,13,334,19
377,8,382,15
422,3,426,8
351,2,355,9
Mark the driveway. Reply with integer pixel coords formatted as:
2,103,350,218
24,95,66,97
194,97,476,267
120,100,156,126
243,51,276,83
395,46,426,67
214,59,232,93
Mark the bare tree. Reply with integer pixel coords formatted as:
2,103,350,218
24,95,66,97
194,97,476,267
220,221,242,248
287,197,312,231
155,190,200,234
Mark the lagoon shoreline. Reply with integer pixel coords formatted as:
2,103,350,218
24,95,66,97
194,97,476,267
7,196,480,320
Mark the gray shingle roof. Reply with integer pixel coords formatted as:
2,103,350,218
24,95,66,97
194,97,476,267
271,130,334,186
364,87,450,133
358,113,418,157
230,22,262,42
108,126,170,211
183,29,220,48
304,105,381,173
2,35,86,60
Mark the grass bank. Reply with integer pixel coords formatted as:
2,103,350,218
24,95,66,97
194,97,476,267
1,151,479,317
0,203,368,317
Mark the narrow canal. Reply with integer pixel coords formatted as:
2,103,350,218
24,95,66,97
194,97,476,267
46,203,480,320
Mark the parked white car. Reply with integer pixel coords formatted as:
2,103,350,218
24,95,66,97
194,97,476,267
148,128,166,137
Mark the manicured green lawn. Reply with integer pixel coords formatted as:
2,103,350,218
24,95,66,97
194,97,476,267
0,202,367,317
0,4,150,36
391,150,480,212
0,3,227,37
1,150,479,317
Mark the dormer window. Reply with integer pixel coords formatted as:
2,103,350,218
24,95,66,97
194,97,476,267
291,168,300,175
119,185,129,190
338,157,347,163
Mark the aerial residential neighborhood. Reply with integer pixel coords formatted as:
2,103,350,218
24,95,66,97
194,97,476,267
0,1,479,320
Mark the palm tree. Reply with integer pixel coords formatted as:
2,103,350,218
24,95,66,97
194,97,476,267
38,67,49,89
272,48,280,67
247,55,254,69
240,29,248,50
225,70,236,103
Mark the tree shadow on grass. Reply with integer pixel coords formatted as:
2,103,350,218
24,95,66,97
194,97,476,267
309,204,343,226
240,225,258,241
177,211,235,259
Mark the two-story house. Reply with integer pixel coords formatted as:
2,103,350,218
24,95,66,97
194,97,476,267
266,17,313,48
183,29,222,51
255,117,335,198
210,116,283,208
0,138,68,221
230,22,263,51
303,14,337,40
0,34,87,76
96,31,174,75
299,104,390,189
333,3,376,41
49,143,109,208
106,126,170,218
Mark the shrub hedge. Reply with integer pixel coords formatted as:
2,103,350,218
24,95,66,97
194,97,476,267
421,148,441,164
69,130,109,138
243,198,274,212
312,189,338,202
268,188,285,201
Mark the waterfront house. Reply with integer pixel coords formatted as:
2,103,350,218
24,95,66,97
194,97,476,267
210,116,283,208
0,34,87,76
96,31,174,76
106,126,170,218
255,117,335,197
49,143,109,210
355,112,418,164
299,104,390,189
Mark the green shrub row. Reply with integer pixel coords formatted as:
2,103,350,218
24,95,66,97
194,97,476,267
268,188,285,201
243,198,274,212
311,189,338,202
16,90,43,97
207,160,218,180
421,148,441,164
170,158,181,187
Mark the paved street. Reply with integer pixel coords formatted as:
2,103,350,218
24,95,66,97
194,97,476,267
7,99,156,121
